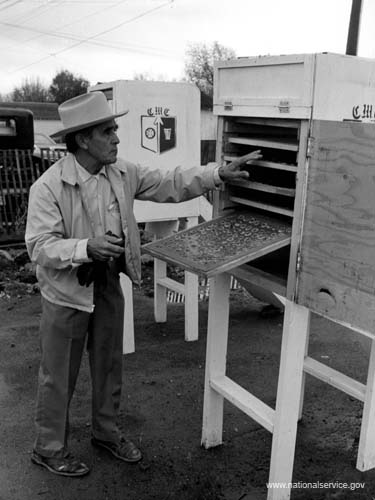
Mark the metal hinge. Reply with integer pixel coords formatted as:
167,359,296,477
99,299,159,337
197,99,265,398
296,247,302,273
278,100,290,113
306,137,314,158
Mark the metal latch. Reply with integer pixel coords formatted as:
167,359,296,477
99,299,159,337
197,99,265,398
306,137,315,158
296,247,302,273
224,101,233,111
278,100,290,113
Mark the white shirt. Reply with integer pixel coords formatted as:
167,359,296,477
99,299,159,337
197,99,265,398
74,159,122,262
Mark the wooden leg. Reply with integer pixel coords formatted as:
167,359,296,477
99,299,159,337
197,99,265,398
298,314,311,421
150,220,178,324
184,270,199,341
201,273,231,448
357,338,375,471
119,273,135,354
267,300,310,500
184,216,199,341
154,258,167,323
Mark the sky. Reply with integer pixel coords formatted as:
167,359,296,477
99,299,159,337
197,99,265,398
0,0,374,95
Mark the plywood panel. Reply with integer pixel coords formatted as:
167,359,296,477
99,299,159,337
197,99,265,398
142,211,292,277
296,120,375,332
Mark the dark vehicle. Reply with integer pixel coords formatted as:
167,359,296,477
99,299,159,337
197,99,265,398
33,132,66,159
0,107,34,150
0,108,36,240
0,107,68,241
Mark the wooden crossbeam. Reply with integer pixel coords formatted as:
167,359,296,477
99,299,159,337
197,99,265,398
303,356,366,402
211,375,275,433
156,276,185,295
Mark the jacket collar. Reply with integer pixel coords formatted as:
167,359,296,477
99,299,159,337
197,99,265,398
61,153,127,186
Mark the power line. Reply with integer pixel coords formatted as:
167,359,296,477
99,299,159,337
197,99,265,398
62,0,175,48
0,21,178,57
0,0,128,47
0,0,22,12
12,1,130,3
0,0,66,30
2,0,174,50
6,0,176,74
5,1,63,25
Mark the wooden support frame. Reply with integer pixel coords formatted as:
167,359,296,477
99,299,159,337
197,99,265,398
121,215,202,353
153,216,200,342
141,94,375,495
298,321,311,421
154,257,168,323
268,301,310,500
197,52,375,498
201,272,231,448
304,356,366,401
200,274,375,499
183,268,199,341
201,287,311,500
357,338,375,471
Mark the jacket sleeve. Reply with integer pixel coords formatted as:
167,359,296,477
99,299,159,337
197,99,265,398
25,181,81,269
133,163,218,202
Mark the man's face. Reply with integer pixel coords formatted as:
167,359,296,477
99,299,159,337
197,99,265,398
84,119,120,165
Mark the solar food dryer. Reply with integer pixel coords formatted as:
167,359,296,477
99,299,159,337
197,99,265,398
143,53,375,499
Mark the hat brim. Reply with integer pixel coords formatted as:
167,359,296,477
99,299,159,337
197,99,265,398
50,109,128,139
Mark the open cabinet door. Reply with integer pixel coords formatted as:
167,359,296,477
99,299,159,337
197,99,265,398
295,119,375,332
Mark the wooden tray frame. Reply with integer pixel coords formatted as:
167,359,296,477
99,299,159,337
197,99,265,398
142,210,292,278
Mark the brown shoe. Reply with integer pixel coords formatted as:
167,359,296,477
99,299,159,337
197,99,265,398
91,436,142,463
31,451,90,477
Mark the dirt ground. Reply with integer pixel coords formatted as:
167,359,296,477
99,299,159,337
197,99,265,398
1,256,375,500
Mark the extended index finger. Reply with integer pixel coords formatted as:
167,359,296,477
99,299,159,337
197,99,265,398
234,150,262,166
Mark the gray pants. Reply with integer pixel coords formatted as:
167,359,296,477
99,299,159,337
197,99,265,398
34,273,124,458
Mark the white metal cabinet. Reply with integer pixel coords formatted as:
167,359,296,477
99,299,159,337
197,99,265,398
90,80,202,223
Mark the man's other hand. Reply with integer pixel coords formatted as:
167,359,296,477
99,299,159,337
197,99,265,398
87,235,124,261
218,150,262,182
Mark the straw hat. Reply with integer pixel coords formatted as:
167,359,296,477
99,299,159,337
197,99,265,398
51,91,128,138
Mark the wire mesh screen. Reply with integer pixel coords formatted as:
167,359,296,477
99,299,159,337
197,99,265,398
167,275,241,303
0,148,67,240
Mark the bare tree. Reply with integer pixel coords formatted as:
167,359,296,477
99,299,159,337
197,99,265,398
10,77,50,102
184,41,236,97
133,72,176,82
133,72,154,81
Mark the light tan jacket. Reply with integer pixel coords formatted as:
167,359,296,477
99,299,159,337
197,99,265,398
25,153,217,312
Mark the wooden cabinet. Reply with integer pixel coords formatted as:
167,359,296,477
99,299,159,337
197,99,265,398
141,53,375,493
143,52,375,332
214,53,315,119
213,53,375,333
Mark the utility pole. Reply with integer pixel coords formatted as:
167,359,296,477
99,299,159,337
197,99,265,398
346,0,363,55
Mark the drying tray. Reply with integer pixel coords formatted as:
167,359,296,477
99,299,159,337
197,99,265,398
142,210,292,277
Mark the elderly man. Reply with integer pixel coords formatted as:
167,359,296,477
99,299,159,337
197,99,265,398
25,91,261,477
